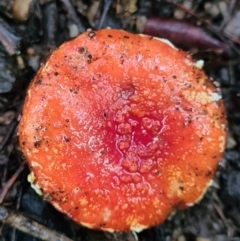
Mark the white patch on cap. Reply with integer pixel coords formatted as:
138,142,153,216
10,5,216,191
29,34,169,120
194,60,204,69
30,161,43,168
186,179,213,206
209,92,222,101
80,221,115,232
27,172,42,196
182,90,222,104
51,201,64,212
219,136,226,152
153,37,178,50
130,223,148,232
101,227,115,232
138,34,178,50
103,208,112,222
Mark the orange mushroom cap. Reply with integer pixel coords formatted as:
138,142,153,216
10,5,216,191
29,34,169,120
18,29,227,232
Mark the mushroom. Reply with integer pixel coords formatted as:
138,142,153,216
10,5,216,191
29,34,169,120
18,29,227,232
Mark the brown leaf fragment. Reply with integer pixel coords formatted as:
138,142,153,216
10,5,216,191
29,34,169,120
140,17,230,55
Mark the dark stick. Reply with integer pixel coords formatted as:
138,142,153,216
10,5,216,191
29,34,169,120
11,181,24,241
43,1,57,50
0,205,74,241
0,104,23,152
0,121,18,152
0,162,25,204
0,18,21,55
97,0,113,29
59,0,85,32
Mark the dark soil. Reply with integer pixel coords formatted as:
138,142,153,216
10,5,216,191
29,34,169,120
0,1,240,241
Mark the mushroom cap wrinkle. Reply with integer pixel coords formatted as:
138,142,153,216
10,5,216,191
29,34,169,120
18,29,227,232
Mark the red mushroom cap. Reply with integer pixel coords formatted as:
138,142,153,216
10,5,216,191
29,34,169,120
18,29,227,232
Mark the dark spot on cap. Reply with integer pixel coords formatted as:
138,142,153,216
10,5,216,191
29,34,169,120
64,136,71,142
88,31,96,38
78,47,87,54
206,170,213,177
35,79,42,85
179,186,184,191
34,140,42,148
108,35,113,38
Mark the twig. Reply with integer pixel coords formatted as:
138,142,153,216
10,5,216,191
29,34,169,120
0,121,18,152
0,18,21,55
212,192,234,236
97,0,113,29
228,60,236,85
16,178,23,211
0,205,74,241
43,1,57,50
59,0,85,32
104,231,138,241
166,0,211,25
0,162,25,204
213,203,235,236
10,183,23,241
219,0,237,31
10,221,17,241
0,103,23,152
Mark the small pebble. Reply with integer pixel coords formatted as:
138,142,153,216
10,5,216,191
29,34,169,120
177,235,186,241
224,149,240,161
0,206,8,220
226,132,237,149
28,56,40,71
123,0,137,14
204,2,220,17
218,158,227,169
16,55,25,70
86,0,100,27
215,234,228,241
219,67,228,82
0,154,8,165
27,47,35,56
221,171,240,203
0,82,13,93
136,15,147,33
224,11,240,39
68,23,79,38
0,111,15,125
174,0,192,19
196,237,211,241
12,0,32,22
218,1,227,16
